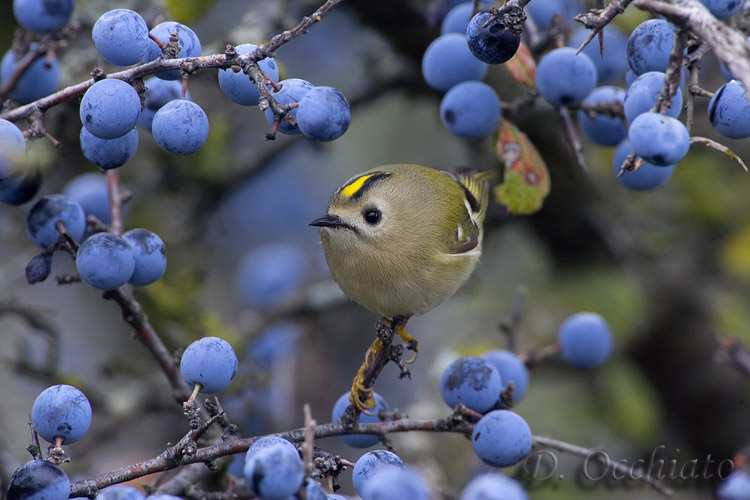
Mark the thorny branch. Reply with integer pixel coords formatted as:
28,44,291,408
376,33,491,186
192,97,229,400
69,406,673,498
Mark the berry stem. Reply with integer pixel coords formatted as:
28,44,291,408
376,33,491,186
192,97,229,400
105,169,124,237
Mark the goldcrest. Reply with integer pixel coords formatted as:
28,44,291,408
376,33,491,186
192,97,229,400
310,164,490,320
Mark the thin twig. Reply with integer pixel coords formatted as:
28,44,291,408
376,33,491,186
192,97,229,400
557,107,588,172
105,170,124,236
533,435,674,497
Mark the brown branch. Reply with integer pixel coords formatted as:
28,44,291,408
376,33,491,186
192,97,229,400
652,30,687,114
557,107,588,172
69,409,673,497
105,170,124,236
102,287,192,402
574,0,636,55
533,435,674,497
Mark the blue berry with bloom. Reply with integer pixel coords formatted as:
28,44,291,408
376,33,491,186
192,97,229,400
440,81,500,140
297,87,351,142
12,0,73,33
626,19,675,75
96,486,145,500
623,71,682,123
180,337,238,393
460,473,528,500
535,47,597,107
483,349,530,402
139,78,190,132
1,43,59,104
79,79,141,140
263,78,315,135
577,86,627,146
558,312,613,368
76,233,136,290
152,100,209,155
613,138,674,192
352,450,405,498
362,468,431,500
568,26,629,85
422,33,488,93
27,194,86,248
80,127,138,169
244,440,304,500
144,22,202,80
92,9,150,66
440,356,501,412
471,410,532,467
628,112,690,166
218,44,280,106
708,80,750,139
7,460,70,500
332,391,390,448
31,384,92,445
123,229,167,286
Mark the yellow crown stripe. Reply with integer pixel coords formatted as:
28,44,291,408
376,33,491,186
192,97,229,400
341,173,378,198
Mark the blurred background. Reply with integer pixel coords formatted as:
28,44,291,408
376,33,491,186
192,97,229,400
1,0,749,499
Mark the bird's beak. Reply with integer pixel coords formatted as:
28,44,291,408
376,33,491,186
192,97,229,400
309,214,346,228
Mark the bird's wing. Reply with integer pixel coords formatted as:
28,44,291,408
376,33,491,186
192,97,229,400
443,169,492,256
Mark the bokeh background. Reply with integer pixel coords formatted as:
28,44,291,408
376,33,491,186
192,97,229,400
1,0,750,499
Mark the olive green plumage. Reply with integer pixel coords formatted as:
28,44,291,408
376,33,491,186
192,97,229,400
311,164,491,318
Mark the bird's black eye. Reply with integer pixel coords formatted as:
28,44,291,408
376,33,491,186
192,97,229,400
363,208,381,225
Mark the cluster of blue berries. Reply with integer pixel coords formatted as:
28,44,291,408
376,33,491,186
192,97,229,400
422,2,518,140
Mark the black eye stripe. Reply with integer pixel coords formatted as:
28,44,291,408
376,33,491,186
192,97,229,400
363,208,381,224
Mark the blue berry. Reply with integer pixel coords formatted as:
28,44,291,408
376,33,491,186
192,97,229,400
139,78,190,132
13,0,73,33
460,472,528,500
1,44,60,104
577,86,627,146
440,80,500,139
623,71,683,122
625,69,638,87
361,468,431,500
235,242,311,309
7,460,70,500
97,486,146,500
123,229,167,286
558,312,613,368
147,496,182,500
471,410,532,467
180,337,238,393
92,9,150,66
568,26,629,85
218,44,280,106
80,126,138,169
613,138,674,191
80,79,141,140
466,12,521,64
62,173,110,224
441,3,477,35
626,20,675,75
327,496,348,500
244,440,304,500
263,78,314,135
535,47,597,107
145,22,202,80
297,87,351,142
352,450,405,498
152,99,209,155
628,112,690,166
305,480,327,500
422,33,488,93
708,80,750,139
0,118,27,192
331,391,390,448
27,194,86,248
717,470,750,500
482,349,530,402
525,0,583,30
440,356,501,413
0,163,41,206
700,0,744,19
245,436,297,462
76,233,136,290
31,384,92,445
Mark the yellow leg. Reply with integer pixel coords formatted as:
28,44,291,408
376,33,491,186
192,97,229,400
393,318,418,364
349,337,382,413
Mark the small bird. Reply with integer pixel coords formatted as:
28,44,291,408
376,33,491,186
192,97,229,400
310,164,491,411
